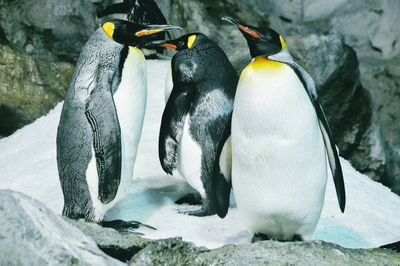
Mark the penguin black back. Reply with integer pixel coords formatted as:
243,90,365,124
150,33,238,217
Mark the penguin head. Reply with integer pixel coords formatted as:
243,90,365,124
102,19,182,48
222,16,286,58
144,33,206,51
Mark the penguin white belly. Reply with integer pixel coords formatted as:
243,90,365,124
232,60,327,240
177,115,206,198
86,47,147,220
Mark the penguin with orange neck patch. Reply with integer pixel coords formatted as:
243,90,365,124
223,16,346,242
147,33,238,217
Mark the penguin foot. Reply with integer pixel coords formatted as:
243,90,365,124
178,207,217,217
100,219,157,234
175,193,203,205
177,197,217,216
252,233,271,243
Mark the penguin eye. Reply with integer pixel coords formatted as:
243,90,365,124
178,41,185,47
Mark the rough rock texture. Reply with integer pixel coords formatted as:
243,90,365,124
287,35,387,181
360,61,400,191
0,44,74,137
0,189,124,266
66,219,152,262
1,190,399,265
130,238,400,266
0,0,98,63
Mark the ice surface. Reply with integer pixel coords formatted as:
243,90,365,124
0,60,399,249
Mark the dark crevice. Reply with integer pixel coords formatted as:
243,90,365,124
279,16,292,23
369,40,383,53
99,245,143,262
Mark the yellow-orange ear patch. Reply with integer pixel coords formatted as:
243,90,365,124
102,22,115,39
188,35,197,49
280,35,286,51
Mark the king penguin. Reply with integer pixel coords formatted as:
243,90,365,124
223,16,346,241
56,19,181,224
146,33,238,217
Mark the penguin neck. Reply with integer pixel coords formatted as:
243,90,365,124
248,56,285,70
128,46,143,54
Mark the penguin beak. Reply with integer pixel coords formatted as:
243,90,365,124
135,25,183,38
144,40,177,50
222,16,261,40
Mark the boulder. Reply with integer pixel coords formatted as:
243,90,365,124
0,44,73,137
0,189,124,266
360,60,400,193
130,238,400,266
66,219,152,262
0,0,98,62
1,189,399,265
287,34,387,182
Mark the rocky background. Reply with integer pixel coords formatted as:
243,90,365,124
0,1,399,192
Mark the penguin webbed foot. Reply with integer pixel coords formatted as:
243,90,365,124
100,219,156,234
175,193,203,205
177,198,217,217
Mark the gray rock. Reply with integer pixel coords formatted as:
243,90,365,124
288,34,387,182
360,60,400,193
0,0,98,62
66,219,152,262
0,189,124,266
130,238,400,266
0,44,73,137
130,238,205,266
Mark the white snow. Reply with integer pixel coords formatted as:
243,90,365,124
0,60,399,250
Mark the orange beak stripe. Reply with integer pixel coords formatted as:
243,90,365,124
160,43,177,49
238,24,261,39
135,29,163,37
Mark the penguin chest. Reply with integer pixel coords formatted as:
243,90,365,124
231,60,327,239
177,116,206,198
113,47,147,198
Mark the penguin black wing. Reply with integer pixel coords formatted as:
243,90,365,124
85,71,121,204
289,62,346,213
159,84,194,175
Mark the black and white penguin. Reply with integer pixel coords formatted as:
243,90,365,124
223,16,346,241
57,19,181,224
146,33,238,217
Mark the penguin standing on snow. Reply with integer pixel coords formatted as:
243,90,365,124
223,16,346,241
57,19,181,225
146,34,238,217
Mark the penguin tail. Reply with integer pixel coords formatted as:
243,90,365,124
213,172,231,218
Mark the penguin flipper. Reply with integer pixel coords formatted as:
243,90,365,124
159,86,193,175
315,100,346,212
213,131,232,218
85,82,121,205
289,63,346,212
